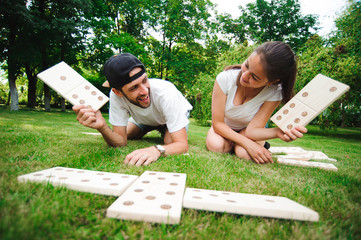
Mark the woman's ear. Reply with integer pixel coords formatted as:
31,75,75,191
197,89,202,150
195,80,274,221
268,79,280,86
112,88,124,97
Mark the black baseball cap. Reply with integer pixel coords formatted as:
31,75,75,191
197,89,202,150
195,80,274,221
102,53,146,90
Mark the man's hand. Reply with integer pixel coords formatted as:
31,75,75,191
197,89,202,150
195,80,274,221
124,146,162,166
73,105,106,130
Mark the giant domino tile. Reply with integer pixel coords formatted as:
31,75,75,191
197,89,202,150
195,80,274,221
17,167,138,196
271,74,349,132
37,62,109,111
183,188,319,222
18,167,321,224
269,146,337,161
277,158,338,171
106,171,187,224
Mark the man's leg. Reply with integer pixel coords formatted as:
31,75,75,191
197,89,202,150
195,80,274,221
126,122,145,139
163,129,172,145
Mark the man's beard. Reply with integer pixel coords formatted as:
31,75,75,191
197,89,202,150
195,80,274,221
121,88,151,109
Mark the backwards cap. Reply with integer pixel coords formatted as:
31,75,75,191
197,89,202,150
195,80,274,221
103,53,146,90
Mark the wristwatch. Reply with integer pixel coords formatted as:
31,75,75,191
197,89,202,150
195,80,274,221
155,145,166,157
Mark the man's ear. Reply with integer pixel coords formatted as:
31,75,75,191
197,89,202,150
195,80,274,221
112,88,124,97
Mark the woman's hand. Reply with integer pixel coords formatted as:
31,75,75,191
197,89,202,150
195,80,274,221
244,141,273,164
277,126,308,142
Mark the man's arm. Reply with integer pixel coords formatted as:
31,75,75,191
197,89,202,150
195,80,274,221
124,127,188,166
98,125,127,147
73,105,127,147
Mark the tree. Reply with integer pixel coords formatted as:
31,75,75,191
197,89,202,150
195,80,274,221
215,13,247,43
0,0,29,110
237,0,318,51
83,0,153,79
23,0,93,111
334,0,361,54
332,0,361,127
149,0,214,80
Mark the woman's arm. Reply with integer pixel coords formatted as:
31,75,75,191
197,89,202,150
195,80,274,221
244,101,307,142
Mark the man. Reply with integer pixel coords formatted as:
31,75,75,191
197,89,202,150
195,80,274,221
73,53,193,166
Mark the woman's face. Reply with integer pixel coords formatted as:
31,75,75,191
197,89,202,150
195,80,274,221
240,53,270,89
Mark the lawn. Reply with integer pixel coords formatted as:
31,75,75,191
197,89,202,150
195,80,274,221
1,106,360,239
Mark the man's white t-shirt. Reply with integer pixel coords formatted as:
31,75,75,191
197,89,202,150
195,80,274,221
109,78,193,133
216,69,283,131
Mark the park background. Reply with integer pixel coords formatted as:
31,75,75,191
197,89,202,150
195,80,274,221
1,0,361,239
1,0,360,129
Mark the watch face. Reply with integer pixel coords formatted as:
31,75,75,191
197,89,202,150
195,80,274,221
156,145,165,155
156,145,165,152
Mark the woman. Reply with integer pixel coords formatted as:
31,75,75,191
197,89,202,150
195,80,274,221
206,41,307,164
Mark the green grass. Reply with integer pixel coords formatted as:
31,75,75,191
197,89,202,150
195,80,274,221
1,106,361,239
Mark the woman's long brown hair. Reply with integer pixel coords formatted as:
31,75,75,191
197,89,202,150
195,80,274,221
225,42,297,104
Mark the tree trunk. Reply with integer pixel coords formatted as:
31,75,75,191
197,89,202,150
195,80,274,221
8,22,19,111
38,0,51,112
44,84,51,111
8,75,19,111
61,98,66,112
160,33,166,79
6,91,10,106
25,64,38,108
41,47,50,111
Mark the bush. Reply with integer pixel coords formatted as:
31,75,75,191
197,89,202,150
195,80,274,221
188,74,214,126
189,44,255,125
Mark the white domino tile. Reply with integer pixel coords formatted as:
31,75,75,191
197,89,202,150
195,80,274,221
106,171,187,224
81,132,102,135
37,62,109,111
271,98,317,132
277,153,314,161
294,74,350,113
17,167,138,196
183,188,319,222
277,158,338,171
269,147,307,154
271,74,350,132
308,151,337,162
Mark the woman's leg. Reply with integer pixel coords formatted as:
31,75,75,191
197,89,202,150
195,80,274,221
206,126,234,153
234,129,267,161
234,144,252,160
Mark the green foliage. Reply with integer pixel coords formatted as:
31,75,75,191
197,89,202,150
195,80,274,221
188,74,214,126
238,0,318,51
335,0,361,56
215,13,247,43
189,44,255,125
0,80,9,104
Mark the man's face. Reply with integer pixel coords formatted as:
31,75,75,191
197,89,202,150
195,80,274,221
120,67,151,108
